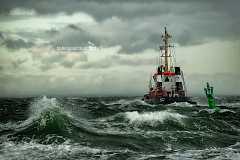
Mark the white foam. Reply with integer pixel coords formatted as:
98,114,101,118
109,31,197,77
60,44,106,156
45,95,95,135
0,96,64,131
125,111,187,126
167,102,194,107
199,108,235,114
219,109,235,113
30,96,62,116
0,121,19,131
167,143,240,160
0,140,107,160
15,96,73,132
199,108,216,114
222,102,240,108
103,98,155,107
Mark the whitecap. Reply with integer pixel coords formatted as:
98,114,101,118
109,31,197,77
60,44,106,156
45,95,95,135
125,110,187,126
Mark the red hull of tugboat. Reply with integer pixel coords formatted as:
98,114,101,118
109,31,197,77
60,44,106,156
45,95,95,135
143,95,196,105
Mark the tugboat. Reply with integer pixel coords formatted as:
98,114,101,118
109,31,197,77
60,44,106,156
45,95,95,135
143,27,196,105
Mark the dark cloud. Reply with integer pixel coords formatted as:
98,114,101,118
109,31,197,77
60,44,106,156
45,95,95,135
0,65,4,71
45,28,59,36
49,21,163,54
40,54,67,71
61,60,75,68
39,52,88,71
118,33,161,54
0,0,239,96
1,0,238,19
0,33,34,49
1,0,239,53
3,38,34,49
52,24,100,48
79,54,153,69
0,32,4,39
11,59,27,70
80,61,111,69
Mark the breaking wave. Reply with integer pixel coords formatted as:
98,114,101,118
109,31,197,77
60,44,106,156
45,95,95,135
0,96,240,159
125,110,186,126
2,96,80,144
24,97,72,131
0,140,114,160
167,142,240,160
103,98,155,108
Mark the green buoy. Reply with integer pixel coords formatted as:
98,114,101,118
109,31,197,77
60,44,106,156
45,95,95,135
204,82,220,110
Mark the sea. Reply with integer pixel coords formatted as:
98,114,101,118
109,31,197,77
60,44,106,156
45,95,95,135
0,96,240,160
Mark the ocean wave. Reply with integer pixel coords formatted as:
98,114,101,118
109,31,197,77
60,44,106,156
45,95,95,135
198,108,235,114
7,96,132,146
167,142,240,160
0,140,110,160
166,102,195,107
1,96,240,159
4,96,80,142
125,110,187,126
221,102,240,108
103,98,155,108
25,96,73,132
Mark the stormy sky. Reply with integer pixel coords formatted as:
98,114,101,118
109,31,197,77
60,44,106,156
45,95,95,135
0,0,239,97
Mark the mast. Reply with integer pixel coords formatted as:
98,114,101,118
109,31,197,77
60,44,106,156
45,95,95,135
148,74,152,89
161,27,172,71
